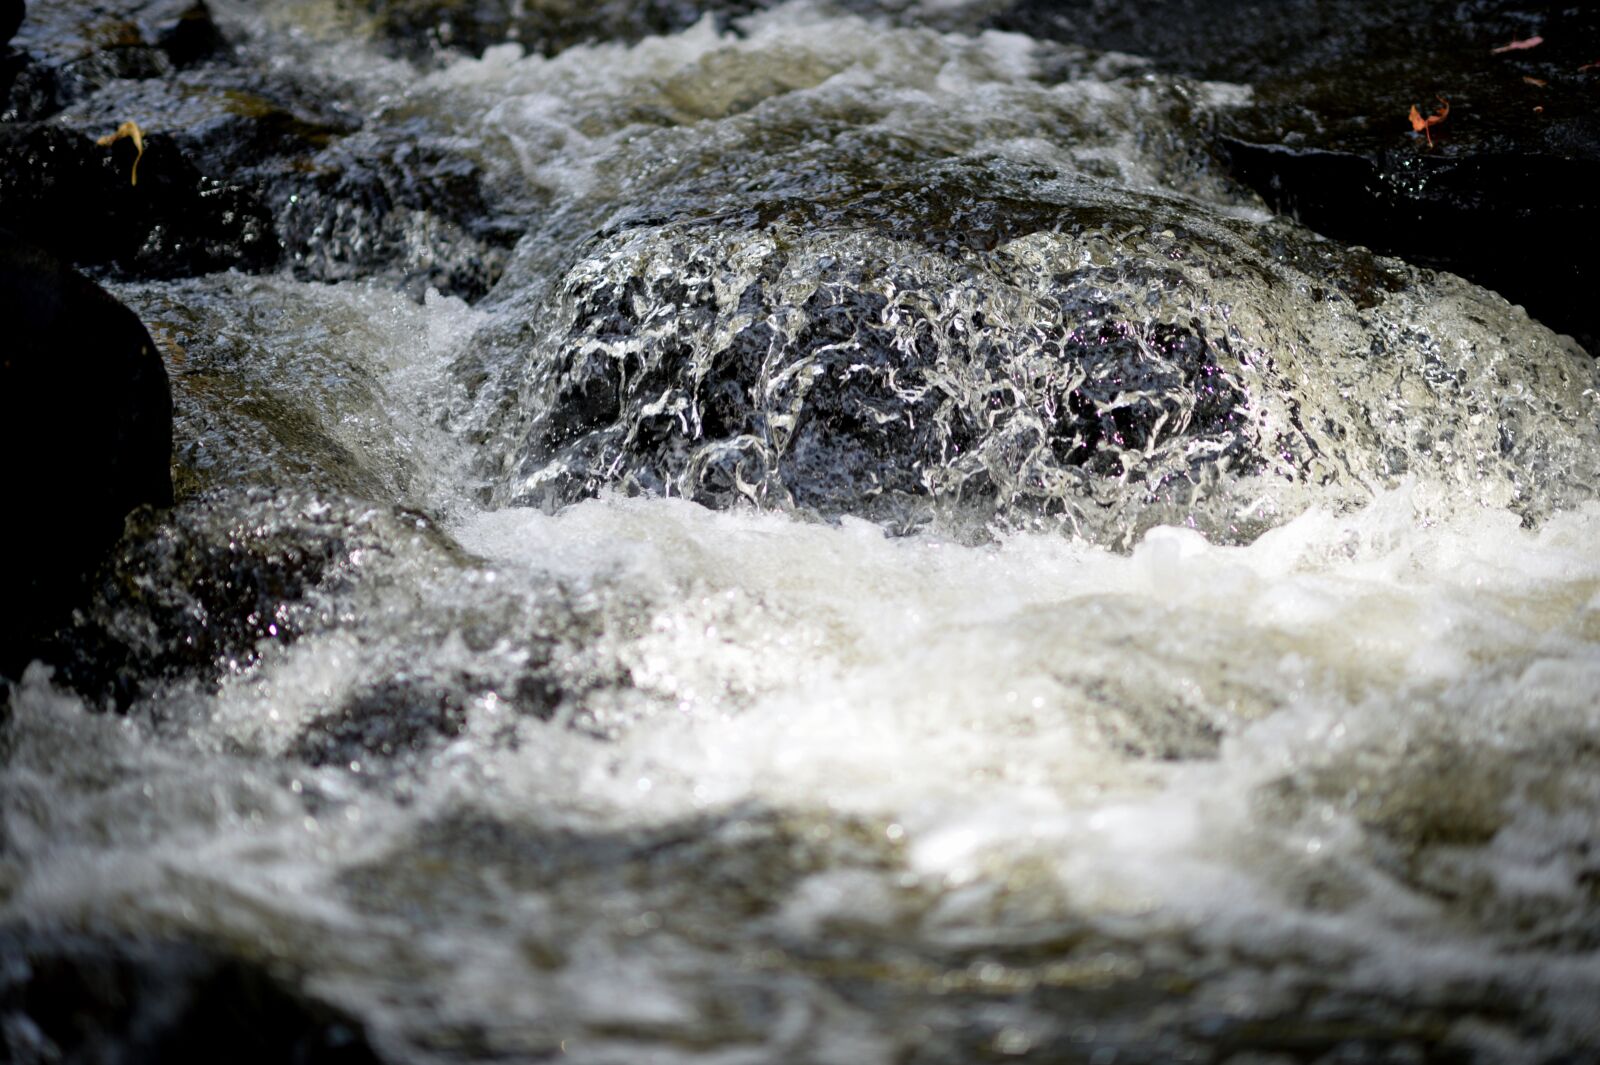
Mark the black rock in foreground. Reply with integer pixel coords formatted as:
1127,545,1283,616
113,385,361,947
0,929,384,1064
0,233,172,678
1,0,21,50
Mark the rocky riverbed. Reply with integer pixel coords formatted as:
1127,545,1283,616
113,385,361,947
4,2,1600,1062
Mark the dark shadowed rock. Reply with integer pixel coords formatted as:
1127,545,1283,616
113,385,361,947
0,930,384,1065
362,0,780,62
0,121,279,277
0,0,286,277
1216,136,1600,355
0,0,515,297
46,71,517,297
155,0,230,67
0,233,172,679
987,0,1600,354
988,0,1426,85
2,1,21,50
1,0,230,123
273,128,518,300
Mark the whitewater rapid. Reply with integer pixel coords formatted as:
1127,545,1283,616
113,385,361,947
5,2,1600,1062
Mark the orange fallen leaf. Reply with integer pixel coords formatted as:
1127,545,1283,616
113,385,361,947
1408,95,1450,147
1523,75,1548,86
96,120,146,186
1581,59,1600,72
1491,35,1544,54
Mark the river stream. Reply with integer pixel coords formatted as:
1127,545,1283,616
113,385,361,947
5,2,1600,1062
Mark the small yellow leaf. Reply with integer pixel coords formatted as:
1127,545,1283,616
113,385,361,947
96,120,146,186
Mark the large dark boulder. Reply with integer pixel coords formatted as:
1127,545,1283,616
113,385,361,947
987,0,1600,354
468,162,1600,545
1,233,172,679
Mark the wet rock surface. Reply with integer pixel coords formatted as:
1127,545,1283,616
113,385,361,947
0,0,514,298
1,0,229,124
39,479,623,740
0,235,172,680
272,128,520,299
45,490,395,707
483,165,1598,543
0,118,279,277
292,677,470,769
990,0,1600,353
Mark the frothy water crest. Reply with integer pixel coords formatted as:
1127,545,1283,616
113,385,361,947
9,488,1600,1059
7,3,1600,1063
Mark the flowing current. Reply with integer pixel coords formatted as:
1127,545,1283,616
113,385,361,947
6,2,1600,1062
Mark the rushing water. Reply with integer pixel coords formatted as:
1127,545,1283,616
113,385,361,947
6,2,1600,1062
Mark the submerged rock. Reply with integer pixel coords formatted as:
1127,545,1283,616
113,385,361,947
292,677,470,769
0,234,172,680
43,482,614,729
47,490,425,706
475,164,1600,544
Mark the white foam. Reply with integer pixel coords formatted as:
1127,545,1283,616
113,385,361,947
449,490,1600,872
